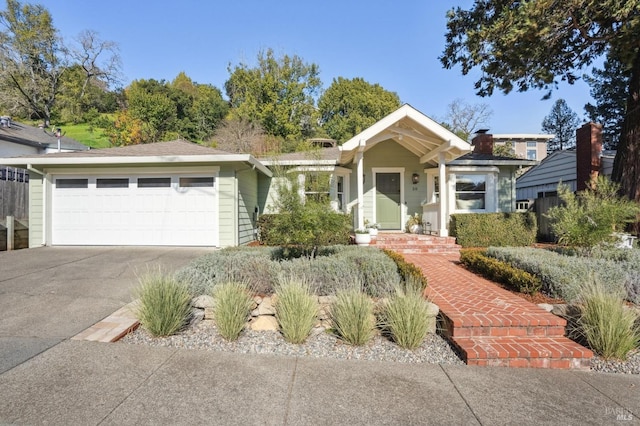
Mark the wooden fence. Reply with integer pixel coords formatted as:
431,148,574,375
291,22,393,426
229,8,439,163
532,196,562,242
0,217,29,251
0,166,29,219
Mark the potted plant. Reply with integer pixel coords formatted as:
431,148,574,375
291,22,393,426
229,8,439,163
365,220,380,239
354,228,372,246
405,213,423,234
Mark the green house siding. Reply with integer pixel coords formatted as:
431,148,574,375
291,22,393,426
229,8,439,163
359,140,425,226
28,175,43,247
217,169,237,247
237,168,258,245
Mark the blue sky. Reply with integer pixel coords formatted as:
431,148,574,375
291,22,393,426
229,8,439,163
32,0,596,134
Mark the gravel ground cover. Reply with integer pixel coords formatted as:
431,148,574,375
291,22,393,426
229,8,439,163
121,321,640,374
121,320,465,365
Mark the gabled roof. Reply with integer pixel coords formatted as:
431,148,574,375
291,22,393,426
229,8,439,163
0,121,88,151
340,104,471,166
0,139,272,177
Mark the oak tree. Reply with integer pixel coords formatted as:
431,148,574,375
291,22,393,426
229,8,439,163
317,77,400,143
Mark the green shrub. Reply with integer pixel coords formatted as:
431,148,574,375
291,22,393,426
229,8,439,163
274,277,318,344
134,269,193,337
383,249,429,291
486,247,634,303
381,286,432,349
460,248,542,295
176,246,401,298
577,278,640,359
449,212,537,248
213,281,253,341
175,247,280,296
546,177,640,249
331,288,376,346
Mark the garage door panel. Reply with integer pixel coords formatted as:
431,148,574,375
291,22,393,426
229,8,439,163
52,175,217,246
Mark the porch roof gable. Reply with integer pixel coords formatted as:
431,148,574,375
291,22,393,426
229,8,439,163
339,104,471,166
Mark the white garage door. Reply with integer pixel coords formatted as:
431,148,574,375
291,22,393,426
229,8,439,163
52,175,217,246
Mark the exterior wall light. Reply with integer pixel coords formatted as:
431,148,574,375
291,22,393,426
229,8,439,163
412,173,420,185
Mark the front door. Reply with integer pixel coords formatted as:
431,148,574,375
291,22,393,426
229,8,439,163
376,173,401,229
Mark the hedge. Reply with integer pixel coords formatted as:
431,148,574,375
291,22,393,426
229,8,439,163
450,212,537,248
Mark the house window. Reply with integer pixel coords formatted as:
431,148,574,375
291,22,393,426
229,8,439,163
527,149,537,160
304,172,331,203
526,141,537,148
97,178,129,188
455,174,485,210
138,177,171,188
56,178,88,189
179,177,214,188
433,176,440,201
336,176,344,210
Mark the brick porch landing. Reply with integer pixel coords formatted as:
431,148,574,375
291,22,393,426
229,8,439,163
370,232,461,254
403,253,593,370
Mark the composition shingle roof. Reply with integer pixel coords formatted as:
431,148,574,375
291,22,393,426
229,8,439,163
0,121,88,151
35,139,235,158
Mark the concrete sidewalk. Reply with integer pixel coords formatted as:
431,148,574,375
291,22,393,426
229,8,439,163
0,340,637,425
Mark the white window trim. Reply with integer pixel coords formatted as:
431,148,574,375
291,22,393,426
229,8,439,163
448,166,499,213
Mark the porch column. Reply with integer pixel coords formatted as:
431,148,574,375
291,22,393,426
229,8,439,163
356,148,365,229
438,152,448,237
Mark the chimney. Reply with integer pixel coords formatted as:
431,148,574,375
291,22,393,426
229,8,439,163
471,129,493,154
575,122,603,191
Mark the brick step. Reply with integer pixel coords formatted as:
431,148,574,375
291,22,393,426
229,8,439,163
372,244,461,254
452,336,593,370
439,311,567,338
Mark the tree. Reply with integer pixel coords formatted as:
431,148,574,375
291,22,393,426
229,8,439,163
584,53,630,150
440,1,640,202
493,141,518,158
0,0,67,125
126,78,177,143
317,77,401,143
212,118,266,154
225,49,321,142
440,98,492,141
541,99,581,151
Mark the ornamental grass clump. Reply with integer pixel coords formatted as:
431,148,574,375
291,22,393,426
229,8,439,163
577,278,640,360
381,281,432,349
213,281,253,341
134,269,193,337
331,287,376,346
274,277,318,344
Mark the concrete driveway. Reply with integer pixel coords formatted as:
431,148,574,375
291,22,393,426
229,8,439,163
0,246,211,374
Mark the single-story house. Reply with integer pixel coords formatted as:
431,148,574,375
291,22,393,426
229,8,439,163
516,122,611,202
0,118,89,157
0,104,538,248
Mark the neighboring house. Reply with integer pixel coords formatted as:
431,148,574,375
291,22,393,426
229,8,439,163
0,104,538,248
0,118,88,157
492,133,555,161
516,122,611,202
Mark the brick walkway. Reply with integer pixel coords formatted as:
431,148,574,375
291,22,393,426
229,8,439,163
401,252,593,370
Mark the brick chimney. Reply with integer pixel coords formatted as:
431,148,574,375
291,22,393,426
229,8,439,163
471,130,494,154
575,122,603,191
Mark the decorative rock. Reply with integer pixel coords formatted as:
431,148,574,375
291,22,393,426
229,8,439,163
537,303,554,312
425,302,439,334
190,308,205,327
318,295,336,305
192,295,215,309
258,296,276,316
251,308,260,317
253,295,263,304
204,307,215,320
250,315,279,331
317,306,330,321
